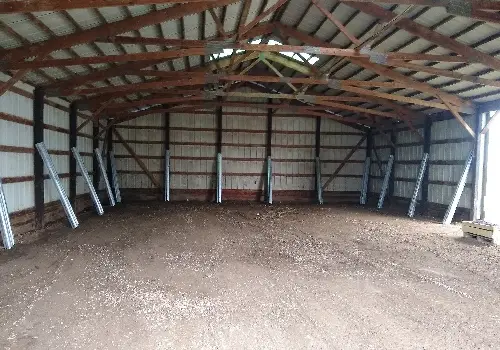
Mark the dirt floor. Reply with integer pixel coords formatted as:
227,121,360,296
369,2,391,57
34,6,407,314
1,202,499,349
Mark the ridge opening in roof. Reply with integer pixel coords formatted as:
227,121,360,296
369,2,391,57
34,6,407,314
208,38,319,65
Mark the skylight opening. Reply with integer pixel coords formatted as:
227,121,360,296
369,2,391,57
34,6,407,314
207,38,320,65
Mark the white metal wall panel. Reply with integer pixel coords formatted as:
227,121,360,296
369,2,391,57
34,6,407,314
114,113,164,189
394,128,424,200
222,108,267,191
170,112,216,190
76,116,93,195
272,116,315,191
429,117,475,209
321,119,365,192
370,133,391,194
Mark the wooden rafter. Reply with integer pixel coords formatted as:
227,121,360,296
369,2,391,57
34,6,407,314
3,45,471,71
342,1,500,71
311,0,361,45
0,1,238,63
275,24,469,110
338,1,500,24
0,0,222,13
439,96,476,137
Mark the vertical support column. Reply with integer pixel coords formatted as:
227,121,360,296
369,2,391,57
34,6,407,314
164,111,170,202
266,100,273,204
106,119,114,198
388,129,396,202
92,121,100,190
472,108,486,221
33,87,45,230
364,129,373,204
69,103,77,208
216,98,223,203
315,117,323,204
421,117,432,214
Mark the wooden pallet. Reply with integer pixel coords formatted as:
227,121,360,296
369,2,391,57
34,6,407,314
462,221,500,245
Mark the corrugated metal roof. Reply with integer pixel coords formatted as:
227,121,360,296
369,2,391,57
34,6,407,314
0,0,498,125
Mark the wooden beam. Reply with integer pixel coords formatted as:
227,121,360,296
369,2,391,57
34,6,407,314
322,135,367,190
275,24,469,110
0,0,219,13
311,0,361,45
69,103,77,207
387,60,500,89
440,96,476,137
4,43,469,71
337,0,500,10
112,128,162,188
61,72,412,96
1,0,239,63
33,87,45,230
421,116,432,214
238,0,290,36
93,122,100,189
343,1,500,71
102,92,400,119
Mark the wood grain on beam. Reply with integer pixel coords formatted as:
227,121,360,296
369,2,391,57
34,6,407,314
343,2,500,71
0,0,218,13
275,24,469,110
1,0,239,63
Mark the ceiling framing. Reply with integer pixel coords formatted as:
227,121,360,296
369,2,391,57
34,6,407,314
0,0,499,132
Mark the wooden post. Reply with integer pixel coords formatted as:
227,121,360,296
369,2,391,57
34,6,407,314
216,98,222,154
315,117,321,158
92,121,100,190
366,128,373,201
267,99,273,158
388,129,396,202
33,87,45,230
106,119,114,198
164,111,170,152
421,116,432,214
69,102,77,207
215,97,223,203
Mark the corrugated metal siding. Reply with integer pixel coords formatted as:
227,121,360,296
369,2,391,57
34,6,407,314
370,133,391,194
272,116,315,191
429,116,475,209
223,107,267,191
394,128,424,200
114,113,165,189
0,89,34,212
0,76,92,214
321,119,365,192
44,104,70,204
170,112,216,190
116,108,367,195
76,116,93,195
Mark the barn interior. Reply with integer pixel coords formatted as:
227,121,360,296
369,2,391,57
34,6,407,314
0,0,500,348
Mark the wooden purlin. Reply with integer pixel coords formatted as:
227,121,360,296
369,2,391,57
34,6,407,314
0,0,239,63
275,24,470,110
0,0,219,13
342,1,500,72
